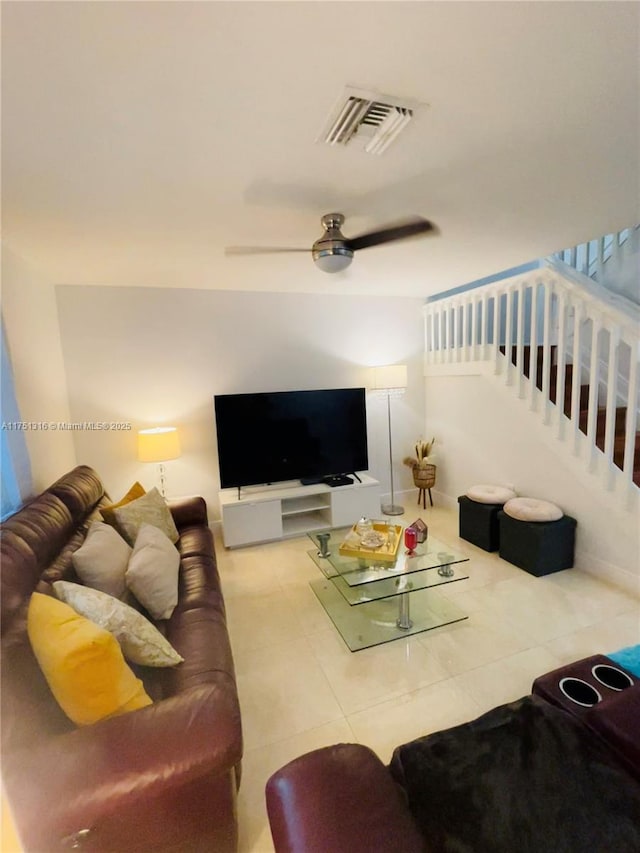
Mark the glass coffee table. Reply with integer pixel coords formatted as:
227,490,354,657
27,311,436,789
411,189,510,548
307,525,469,651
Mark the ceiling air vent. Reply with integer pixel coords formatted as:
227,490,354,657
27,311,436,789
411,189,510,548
319,86,425,155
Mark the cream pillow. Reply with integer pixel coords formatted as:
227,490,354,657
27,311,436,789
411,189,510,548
126,524,180,620
503,497,563,522
53,581,184,667
100,481,146,527
110,487,179,547
27,592,152,726
466,484,517,505
71,521,131,598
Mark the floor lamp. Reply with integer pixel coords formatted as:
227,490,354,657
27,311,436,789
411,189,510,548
373,364,408,516
137,426,181,497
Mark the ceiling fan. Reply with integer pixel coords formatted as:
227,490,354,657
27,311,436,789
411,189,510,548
225,213,438,273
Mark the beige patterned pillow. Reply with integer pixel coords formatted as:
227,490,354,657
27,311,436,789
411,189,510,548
53,580,184,667
126,524,180,620
110,487,179,546
71,522,131,598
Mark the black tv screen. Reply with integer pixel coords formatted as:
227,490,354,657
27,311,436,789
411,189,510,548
214,388,368,489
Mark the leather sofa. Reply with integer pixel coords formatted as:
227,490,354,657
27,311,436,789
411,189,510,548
266,656,640,853
1,466,242,853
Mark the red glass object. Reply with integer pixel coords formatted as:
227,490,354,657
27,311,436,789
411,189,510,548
404,526,418,554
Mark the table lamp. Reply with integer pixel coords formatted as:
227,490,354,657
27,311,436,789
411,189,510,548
372,364,408,516
137,427,181,497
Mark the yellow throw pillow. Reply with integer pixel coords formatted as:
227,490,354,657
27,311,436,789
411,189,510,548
27,592,152,726
100,481,146,527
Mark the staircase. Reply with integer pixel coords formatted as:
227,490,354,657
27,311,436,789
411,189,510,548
424,257,640,498
500,344,640,485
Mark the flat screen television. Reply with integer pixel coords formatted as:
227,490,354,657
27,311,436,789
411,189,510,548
214,387,368,489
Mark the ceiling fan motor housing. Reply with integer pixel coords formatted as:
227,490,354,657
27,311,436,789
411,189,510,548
312,213,354,273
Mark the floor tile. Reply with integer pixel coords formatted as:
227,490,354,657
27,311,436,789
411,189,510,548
307,627,450,715
213,504,639,847
544,611,640,665
225,590,305,653
452,646,562,714
417,606,537,676
234,637,344,752
474,575,589,643
539,570,639,625
347,678,481,764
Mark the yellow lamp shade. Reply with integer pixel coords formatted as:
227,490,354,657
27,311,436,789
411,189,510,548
137,427,181,463
372,364,408,390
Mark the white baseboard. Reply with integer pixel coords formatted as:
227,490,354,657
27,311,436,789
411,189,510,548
379,487,454,514
574,548,640,599
433,488,639,598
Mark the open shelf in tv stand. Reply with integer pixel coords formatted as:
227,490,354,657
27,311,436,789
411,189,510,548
219,474,381,548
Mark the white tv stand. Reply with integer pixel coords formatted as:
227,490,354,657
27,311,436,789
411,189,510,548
219,474,381,548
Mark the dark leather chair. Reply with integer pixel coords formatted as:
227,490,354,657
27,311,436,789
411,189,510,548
266,658,640,853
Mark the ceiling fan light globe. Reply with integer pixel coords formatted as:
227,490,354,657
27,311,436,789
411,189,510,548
312,247,353,273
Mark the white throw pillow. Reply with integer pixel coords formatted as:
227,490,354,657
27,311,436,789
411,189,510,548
71,521,131,598
503,497,563,522
126,524,180,620
53,580,183,667
110,487,179,547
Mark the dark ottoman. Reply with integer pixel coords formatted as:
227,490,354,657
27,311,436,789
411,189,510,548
457,495,503,552
498,510,576,576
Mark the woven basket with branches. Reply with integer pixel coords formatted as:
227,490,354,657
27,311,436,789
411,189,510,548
403,438,436,488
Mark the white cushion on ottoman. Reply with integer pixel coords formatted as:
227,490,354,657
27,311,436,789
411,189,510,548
503,497,563,522
466,484,517,505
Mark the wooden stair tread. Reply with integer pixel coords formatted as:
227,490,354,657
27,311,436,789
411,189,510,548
500,344,639,486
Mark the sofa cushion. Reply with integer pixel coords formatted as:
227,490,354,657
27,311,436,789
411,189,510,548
49,465,106,520
178,527,216,560
71,521,131,598
166,609,236,694
110,488,179,546
53,581,184,667
27,592,152,725
99,481,146,526
126,524,180,619
176,555,226,615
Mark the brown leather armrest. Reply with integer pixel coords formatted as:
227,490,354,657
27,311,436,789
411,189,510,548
168,495,208,529
265,743,426,853
5,681,242,849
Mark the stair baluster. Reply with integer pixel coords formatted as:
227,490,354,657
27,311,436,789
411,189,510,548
424,259,640,493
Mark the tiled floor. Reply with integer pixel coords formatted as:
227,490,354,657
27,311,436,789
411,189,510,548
216,504,640,853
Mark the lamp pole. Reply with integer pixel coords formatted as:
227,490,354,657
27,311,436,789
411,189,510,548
373,364,407,517
382,387,404,516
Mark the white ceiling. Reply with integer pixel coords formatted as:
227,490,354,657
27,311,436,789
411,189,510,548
2,1,639,297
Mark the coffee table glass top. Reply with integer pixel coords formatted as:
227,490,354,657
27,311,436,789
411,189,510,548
308,526,469,589
308,583,468,651
306,524,470,652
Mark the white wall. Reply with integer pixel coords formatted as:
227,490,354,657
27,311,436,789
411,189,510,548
1,247,76,489
426,371,640,592
599,227,640,305
55,285,425,519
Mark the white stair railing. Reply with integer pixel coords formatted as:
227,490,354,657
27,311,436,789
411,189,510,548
554,226,637,282
424,259,640,495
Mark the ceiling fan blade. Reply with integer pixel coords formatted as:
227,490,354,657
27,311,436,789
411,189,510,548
346,218,437,252
225,246,310,256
